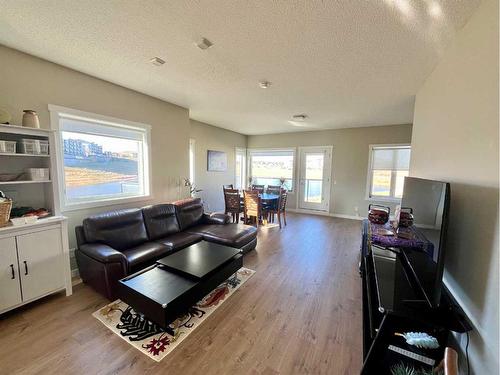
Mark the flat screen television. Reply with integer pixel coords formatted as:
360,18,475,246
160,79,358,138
399,176,450,308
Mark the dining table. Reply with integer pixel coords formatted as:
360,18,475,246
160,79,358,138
259,193,280,210
230,190,281,225
238,191,280,210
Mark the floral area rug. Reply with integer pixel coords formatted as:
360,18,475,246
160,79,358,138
93,267,255,362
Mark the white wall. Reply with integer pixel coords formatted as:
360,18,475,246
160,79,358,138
190,119,246,212
0,45,191,251
247,124,412,217
410,0,499,373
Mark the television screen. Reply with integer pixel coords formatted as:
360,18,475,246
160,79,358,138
400,177,450,307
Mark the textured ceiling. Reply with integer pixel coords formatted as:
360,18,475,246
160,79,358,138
0,0,481,135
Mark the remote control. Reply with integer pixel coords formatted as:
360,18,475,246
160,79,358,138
388,345,435,366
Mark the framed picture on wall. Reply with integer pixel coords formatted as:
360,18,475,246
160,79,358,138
207,150,227,171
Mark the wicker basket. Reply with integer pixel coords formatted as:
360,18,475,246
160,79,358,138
0,199,13,226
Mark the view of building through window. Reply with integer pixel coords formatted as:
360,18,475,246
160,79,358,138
62,131,143,202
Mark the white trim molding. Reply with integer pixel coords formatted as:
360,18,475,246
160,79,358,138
48,104,153,212
235,147,247,189
247,147,296,192
296,145,333,212
365,143,411,202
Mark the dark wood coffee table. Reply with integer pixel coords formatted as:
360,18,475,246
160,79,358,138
117,241,242,334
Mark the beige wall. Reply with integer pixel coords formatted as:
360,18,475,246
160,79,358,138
190,119,246,212
410,0,499,373
0,45,191,250
247,124,412,217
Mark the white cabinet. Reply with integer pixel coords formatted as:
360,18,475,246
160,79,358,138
0,218,72,314
0,237,22,311
17,228,65,301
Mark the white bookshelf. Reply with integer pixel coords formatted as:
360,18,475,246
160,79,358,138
0,180,52,185
0,123,60,216
0,124,71,314
0,152,50,158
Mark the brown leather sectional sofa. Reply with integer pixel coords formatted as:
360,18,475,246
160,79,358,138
75,198,257,299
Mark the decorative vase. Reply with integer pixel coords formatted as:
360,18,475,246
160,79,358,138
22,110,40,128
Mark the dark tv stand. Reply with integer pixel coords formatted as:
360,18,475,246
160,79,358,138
360,221,472,374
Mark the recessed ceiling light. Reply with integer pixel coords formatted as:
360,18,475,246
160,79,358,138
149,57,165,66
289,114,317,128
195,38,213,50
292,114,308,121
259,81,272,89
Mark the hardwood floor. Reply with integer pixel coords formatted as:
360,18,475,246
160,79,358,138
0,213,363,375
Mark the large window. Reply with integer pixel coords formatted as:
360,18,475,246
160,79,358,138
50,105,151,210
367,144,411,201
248,149,295,191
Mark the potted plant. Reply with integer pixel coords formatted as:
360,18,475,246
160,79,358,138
279,177,287,190
183,178,202,197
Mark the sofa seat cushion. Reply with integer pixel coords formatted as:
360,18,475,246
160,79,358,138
186,224,257,248
123,242,170,272
155,232,203,251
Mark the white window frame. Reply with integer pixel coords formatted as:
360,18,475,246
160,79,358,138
235,147,247,189
365,143,411,202
49,104,152,212
247,148,296,192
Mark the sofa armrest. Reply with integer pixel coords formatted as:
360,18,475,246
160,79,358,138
202,212,231,225
78,243,128,265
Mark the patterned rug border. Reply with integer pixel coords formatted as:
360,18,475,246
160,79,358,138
93,267,255,362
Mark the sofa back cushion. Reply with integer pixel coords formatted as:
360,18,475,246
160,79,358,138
83,208,148,251
173,198,204,230
142,204,180,240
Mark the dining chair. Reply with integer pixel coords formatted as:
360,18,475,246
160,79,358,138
250,184,265,194
223,184,234,190
268,188,288,228
224,188,242,223
243,190,268,227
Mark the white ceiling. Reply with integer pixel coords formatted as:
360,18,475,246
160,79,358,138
0,0,480,135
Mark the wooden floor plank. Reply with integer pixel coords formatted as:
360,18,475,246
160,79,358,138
0,213,362,375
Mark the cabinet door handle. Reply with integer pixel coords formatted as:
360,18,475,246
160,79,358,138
23,260,28,275
10,264,15,279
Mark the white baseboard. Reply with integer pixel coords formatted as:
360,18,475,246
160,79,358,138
287,208,331,216
287,208,365,221
330,213,365,221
